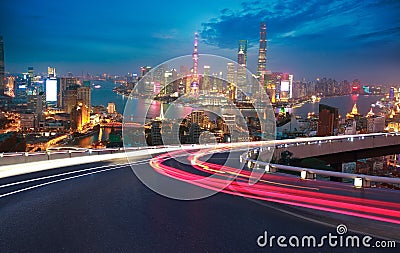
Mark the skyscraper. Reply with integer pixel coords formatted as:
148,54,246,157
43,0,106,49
48,67,56,78
163,70,173,94
59,77,79,108
0,36,5,95
202,65,211,91
140,66,152,78
257,22,267,77
317,104,338,136
153,64,165,85
237,40,247,67
150,120,163,146
5,76,15,97
226,62,236,99
70,101,90,132
191,110,204,127
77,83,92,110
237,40,248,99
45,78,58,104
27,67,35,87
107,102,116,114
226,62,235,84
63,87,78,113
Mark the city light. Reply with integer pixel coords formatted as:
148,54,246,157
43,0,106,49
45,78,57,102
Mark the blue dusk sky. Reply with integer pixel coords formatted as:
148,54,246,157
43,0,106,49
0,0,399,84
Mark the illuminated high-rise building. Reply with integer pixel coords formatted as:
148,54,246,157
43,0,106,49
276,73,293,102
153,64,166,86
202,65,211,91
5,76,15,97
257,22,267,77
107,102,116,114
0,36,4,95
70,101,90,132
389,87,395,101
77,84,91,113
150,120,163,146
262,71,276,103
163,70,173,94
226,62,235,84
237,40,248,99
238,40,247,67
191,110,204,126
45,78,58,104
237,46,246,89
48,66,56,78
140,66,152,78
226,62,236,99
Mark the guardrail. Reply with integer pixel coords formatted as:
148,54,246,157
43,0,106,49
0,144,217,167
3,132,400,186
0,146,173,166
241,143,400,189
273,132,400,150
0,143,224,179
0,148,121,166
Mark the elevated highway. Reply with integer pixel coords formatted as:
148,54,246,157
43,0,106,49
270,132,400,162
0,138,399,251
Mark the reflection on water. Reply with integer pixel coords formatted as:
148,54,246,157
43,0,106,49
68,127,113,148
292,95,383,118
92,81,383,143
278,95,383,134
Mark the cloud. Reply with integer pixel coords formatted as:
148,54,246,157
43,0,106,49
200,0,400,50
352,27,400,41
152,29,179,40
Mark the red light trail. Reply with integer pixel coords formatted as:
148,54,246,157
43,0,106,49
150,148,400,225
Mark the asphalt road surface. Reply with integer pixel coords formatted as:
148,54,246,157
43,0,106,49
0,153,398,252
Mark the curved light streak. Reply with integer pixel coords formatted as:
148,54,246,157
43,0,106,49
150,148,400,225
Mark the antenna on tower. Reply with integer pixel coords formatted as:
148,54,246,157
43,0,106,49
192,32,199,81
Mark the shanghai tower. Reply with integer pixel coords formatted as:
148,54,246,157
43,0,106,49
257,22,267,77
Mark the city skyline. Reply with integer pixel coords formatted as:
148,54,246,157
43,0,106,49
0,0,399,84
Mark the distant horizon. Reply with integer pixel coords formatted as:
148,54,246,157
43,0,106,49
3,66,396,86
1,0,399,84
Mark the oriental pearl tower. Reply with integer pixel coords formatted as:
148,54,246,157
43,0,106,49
190,32,199,96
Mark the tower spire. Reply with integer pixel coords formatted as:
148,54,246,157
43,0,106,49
192,32,199,82
190,32,199,95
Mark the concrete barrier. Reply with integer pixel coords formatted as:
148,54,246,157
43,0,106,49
0,144,211,178
272,133,400,160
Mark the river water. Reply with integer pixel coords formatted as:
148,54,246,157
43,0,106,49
292,94,383,118
93,80,383,118
73,81,383,147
